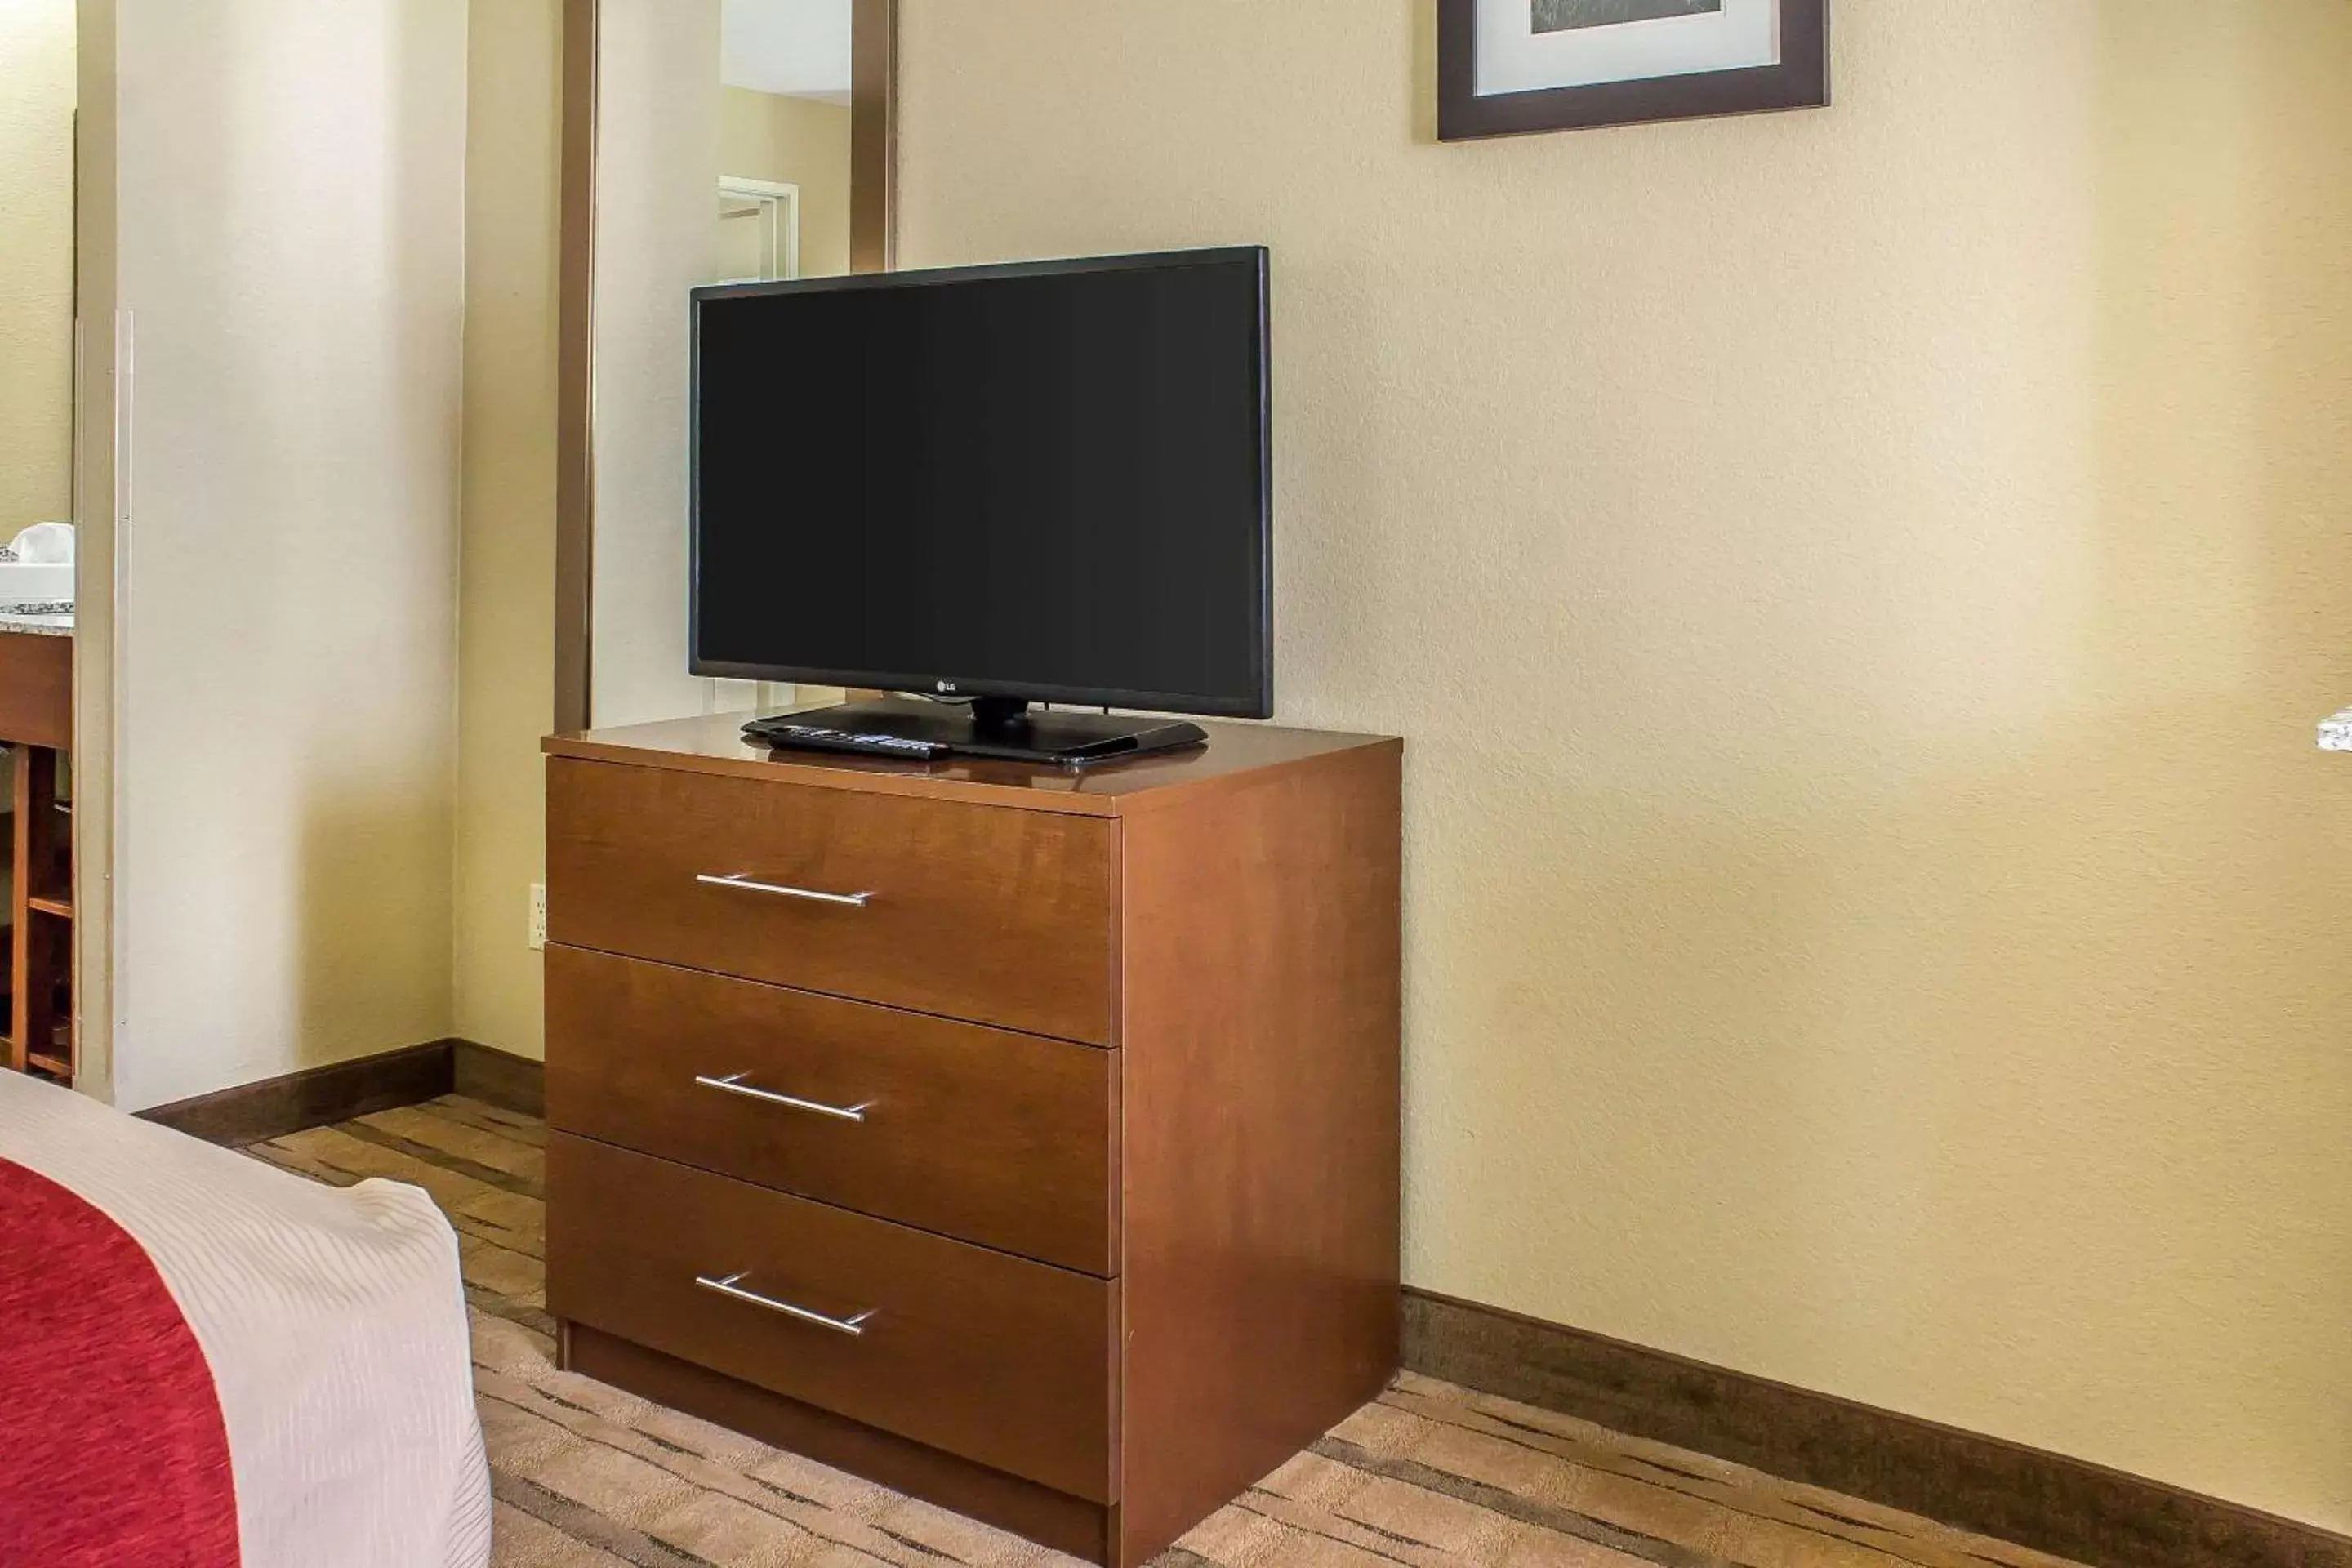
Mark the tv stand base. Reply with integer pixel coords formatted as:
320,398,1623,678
743,697,1208,767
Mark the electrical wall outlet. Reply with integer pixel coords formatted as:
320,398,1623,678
528,883,548,951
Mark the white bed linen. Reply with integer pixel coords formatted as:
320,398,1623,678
0,1070,492,1567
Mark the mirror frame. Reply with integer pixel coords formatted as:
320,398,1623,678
552,0,896,733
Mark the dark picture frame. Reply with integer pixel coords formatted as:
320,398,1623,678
1437,0,1829,141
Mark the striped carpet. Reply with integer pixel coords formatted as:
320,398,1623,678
243,1097,2087,1568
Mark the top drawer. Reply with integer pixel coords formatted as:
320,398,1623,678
546,759,1115,1043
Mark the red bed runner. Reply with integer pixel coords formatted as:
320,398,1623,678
0,1154,240,1567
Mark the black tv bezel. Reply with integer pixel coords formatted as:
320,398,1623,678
688,245,1274,720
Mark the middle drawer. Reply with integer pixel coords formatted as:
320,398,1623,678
546,945,1116,1274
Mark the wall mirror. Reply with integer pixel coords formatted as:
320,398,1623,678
560,0,893,733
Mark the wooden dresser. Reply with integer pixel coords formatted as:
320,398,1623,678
542,711,1401,1566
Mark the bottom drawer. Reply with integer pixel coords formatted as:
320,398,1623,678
546,1134,1116,1503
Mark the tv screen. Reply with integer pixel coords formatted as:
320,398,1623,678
691,247,1272,717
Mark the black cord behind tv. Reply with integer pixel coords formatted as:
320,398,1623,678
690,246,1271,766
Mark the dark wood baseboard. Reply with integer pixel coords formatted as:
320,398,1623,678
1401,1288,2351,1568
139,1036,547,1145
140,1040,457,1145
564,1322,1113,1564
453,1039,545,1116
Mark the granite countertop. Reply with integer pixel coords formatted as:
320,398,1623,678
2320,707,2352,751
0,608,73,637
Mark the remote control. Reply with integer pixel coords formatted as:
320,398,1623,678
746,721,949,760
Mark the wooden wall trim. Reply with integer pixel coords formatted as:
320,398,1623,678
553,0,598,734
850,0,898,273
139,1040,457,1147
452,1039,546,1117
1402,1288,2352,1568
136,1038,545,1144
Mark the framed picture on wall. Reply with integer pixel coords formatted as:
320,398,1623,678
1437,0,1829,140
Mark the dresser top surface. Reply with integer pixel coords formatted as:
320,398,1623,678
545,711,1396,815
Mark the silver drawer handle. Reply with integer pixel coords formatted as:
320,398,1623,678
694,1071,871,1122
696,871,873,907
695,1272,875,1336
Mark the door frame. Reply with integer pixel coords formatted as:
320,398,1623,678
716,176,802,284
73,0,122,1100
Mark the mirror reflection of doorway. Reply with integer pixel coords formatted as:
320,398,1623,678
707,0,855,714
584,0,872,732
719,0,853,284
716,177,800,284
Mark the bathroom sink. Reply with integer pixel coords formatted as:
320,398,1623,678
0,561,73,610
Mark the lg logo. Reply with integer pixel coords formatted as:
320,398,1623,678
936,679,957,693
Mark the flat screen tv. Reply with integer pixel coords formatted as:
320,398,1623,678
691,246,1271,765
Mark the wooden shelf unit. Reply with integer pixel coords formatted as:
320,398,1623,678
0,626,74,1085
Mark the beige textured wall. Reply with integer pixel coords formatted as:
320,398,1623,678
898,0,2352,1528
0,0,76,534
453,0,562,1061
110,0,467,1109
720,86,853,279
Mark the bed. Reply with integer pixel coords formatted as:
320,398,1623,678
0,1067,492,1567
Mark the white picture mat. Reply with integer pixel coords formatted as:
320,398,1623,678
1475,0,1780,97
